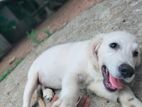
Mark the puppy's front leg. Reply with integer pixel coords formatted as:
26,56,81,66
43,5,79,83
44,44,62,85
118,87,142,107
88,81,142,107
52,73,79,107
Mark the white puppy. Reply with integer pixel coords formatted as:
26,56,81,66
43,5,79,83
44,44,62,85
23,31,142,107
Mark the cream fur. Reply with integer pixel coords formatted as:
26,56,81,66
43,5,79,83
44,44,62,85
23,31,142,107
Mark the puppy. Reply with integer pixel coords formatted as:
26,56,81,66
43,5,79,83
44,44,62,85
23,31,142,107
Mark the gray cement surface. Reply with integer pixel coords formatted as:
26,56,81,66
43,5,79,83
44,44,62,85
0,0,142,107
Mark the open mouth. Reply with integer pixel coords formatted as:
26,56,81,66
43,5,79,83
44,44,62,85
102,65,124,92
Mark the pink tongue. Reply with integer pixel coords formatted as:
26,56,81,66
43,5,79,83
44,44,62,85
109,74,123,89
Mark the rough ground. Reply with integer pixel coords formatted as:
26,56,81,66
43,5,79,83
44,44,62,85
0,0,142,107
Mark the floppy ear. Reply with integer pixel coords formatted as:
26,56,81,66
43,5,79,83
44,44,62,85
89,34,103,70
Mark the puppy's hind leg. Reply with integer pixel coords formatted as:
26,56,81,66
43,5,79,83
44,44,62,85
52,73,80,107
23,70,39,107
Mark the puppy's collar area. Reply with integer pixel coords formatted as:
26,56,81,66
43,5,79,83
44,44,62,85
102,65,124,92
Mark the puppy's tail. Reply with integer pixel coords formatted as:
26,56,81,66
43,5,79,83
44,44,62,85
23,69,39,107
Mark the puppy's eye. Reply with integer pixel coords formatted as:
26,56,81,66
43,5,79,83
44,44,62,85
133,50,139,57
109,42,119,49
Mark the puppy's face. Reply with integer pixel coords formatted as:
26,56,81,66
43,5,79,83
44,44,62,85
96,31,141,91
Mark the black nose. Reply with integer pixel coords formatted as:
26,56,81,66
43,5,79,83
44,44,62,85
119,63,134,78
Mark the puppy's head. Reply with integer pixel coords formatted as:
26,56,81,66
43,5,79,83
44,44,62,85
92,31,141,91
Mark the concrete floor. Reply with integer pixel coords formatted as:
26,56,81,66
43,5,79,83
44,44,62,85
0,0,142,107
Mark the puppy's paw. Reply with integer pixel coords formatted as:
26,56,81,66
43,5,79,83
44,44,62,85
43,88,54,103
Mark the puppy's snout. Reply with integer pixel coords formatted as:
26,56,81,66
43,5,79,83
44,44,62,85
119,63,134,78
